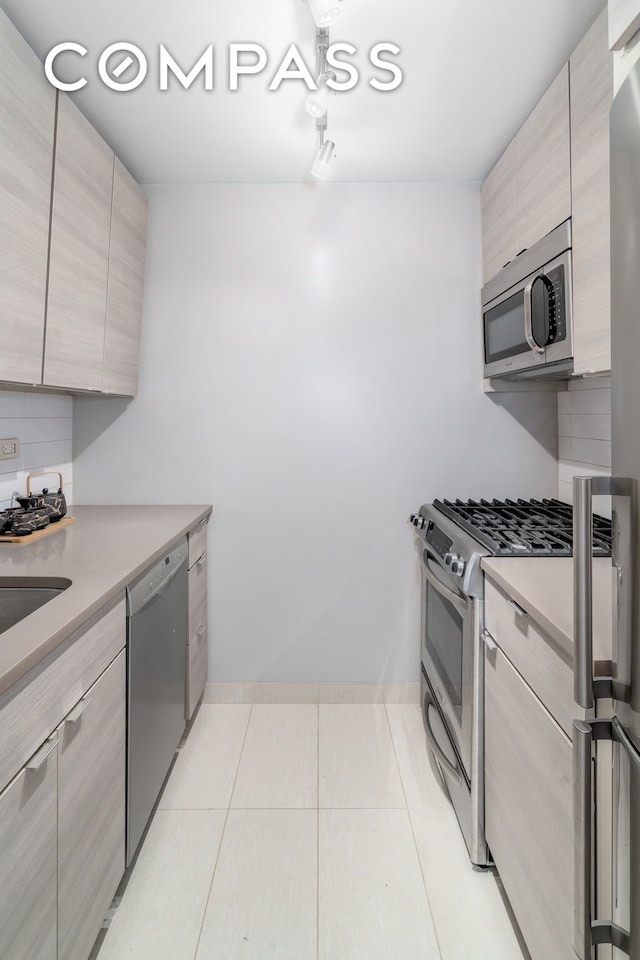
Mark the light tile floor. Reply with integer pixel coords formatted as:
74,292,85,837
96,703,527,960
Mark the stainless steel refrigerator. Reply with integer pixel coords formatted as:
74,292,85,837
572,57,640,960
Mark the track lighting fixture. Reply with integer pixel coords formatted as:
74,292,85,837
304,72,335,119
307,26,337,180
311,138,335,180
307,0,342,28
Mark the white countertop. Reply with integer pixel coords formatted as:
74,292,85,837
481,556,613,672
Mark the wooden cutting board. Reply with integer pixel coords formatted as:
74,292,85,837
0,515,75,544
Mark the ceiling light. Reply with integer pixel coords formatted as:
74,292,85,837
311,139,335,181
307,0,342,27
304,73,334,119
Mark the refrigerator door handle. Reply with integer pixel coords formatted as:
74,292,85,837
573,719,595,960
573,717,633,958
573,475,634,709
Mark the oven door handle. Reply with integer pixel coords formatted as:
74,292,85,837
422,694,463,788
420,553,467,615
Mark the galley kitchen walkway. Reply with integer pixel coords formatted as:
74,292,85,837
94,701,527,960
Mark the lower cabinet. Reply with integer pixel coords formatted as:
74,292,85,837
186,520,209,720
57,650,126,960
0,737,58,960
0,599,126,960
484,642,573,960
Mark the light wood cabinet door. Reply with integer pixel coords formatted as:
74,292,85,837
485,644,573,960
515,64,571,253
102,159,148,396
609,0,640,50
57,650,126,960
0,738,58,960
0,10,55,385
187,620,208,720
187,553,208,719
481,139,518,283
571,11,613,375
43,94,114,392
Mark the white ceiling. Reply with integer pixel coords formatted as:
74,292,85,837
2,0,606,184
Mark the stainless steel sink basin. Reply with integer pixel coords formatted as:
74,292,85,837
0,577,72,634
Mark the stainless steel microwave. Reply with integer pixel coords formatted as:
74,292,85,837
482,220,573,380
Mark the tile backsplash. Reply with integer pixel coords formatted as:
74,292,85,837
558,376,611,517
0,390,73,512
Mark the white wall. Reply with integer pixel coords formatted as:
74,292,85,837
0,390,73,511
73,182,558,683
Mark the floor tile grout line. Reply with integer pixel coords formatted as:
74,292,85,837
384,702,446,960
191,702,254,960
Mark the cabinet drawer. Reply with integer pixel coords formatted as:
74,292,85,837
485,645,573,960
189,554,207,642
0,596,126,792
484,578,575,738
186,620,207,720
188,518,208,569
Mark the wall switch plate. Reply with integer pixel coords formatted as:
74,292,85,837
0,438,20,460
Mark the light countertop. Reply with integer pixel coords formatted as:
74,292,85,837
481,556,613,672
0,504,212,697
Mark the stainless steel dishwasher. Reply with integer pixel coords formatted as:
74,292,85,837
126,537,188,865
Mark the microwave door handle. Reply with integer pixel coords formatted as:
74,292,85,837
523,273,545,354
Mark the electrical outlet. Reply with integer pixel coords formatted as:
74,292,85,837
0,438,20,460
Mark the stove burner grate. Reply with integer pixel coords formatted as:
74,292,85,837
432,497,611,557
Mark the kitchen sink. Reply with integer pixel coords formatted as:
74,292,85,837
0,577,72,635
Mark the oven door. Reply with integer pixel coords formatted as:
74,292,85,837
419,546,473,779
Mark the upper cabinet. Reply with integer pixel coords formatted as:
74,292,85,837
481,66,571,284
0,12,55,385
515,66,571,254
480,142,518,283
43,95,114,392
0,8,147,398
481,11,613,377
103,161,148,397
570,11,613,375
609,0,640,49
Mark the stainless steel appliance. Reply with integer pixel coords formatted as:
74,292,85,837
126,538,188,865
571,58,640,960
410,497,611,870
482,220,573,380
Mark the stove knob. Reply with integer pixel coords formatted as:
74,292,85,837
444,552,465,576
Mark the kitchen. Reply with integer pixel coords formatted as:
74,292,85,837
0,0,636,958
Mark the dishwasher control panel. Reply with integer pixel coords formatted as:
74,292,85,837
126,538,188,615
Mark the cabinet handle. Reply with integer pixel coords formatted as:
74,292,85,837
26,737,57,771
507,599,527,618
65,696,92,724
197,554,206,567
196,622,206,639
481,629,497,652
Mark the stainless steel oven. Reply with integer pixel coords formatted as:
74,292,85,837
413,513,489,867
419,546,473,776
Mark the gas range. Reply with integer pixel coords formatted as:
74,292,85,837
410,497,611,589
410,495,612,867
